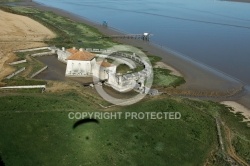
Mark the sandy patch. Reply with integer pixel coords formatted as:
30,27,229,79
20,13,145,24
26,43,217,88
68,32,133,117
0,10,55,41
154,61,182,77
0,52,16,79
220,101,250,122
0,9,55,80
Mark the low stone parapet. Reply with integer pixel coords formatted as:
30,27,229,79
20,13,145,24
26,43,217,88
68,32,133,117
30,66,48,78
9,59,27,65
31,52,55,57
14,47,50,53
95,54,136,69
0,85,46,89
6,67,26,79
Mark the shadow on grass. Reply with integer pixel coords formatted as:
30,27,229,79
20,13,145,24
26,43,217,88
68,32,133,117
0,156,5,166
73,118,99,129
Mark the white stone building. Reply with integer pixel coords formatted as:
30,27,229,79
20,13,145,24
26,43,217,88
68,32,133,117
93,60,117,81
65,48,96,77
56,47,152,94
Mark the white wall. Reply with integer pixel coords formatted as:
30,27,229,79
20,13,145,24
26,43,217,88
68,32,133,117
57,50,71,63
65,60,93,77
0,85,46,89
93,63,117,81
6,67,26,79
9,59,27,65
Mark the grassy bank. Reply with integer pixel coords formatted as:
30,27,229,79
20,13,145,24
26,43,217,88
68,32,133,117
3,78,46,86
219,105,250,164
1,6,115,49
153,68,185,88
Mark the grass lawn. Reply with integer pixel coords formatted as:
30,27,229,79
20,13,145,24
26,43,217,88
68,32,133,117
116,64,131,74
2,78,47,86
153,68,185,87
0,92,218,166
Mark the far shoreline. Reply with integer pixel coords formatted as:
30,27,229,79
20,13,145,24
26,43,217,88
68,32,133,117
223,0,250,3
2,0,250,109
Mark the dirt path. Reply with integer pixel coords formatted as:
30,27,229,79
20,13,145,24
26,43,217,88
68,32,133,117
222,123,249,166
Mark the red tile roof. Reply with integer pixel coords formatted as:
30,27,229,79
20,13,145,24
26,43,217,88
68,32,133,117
66,48,78,54
97,61,112,67
67,50,95,61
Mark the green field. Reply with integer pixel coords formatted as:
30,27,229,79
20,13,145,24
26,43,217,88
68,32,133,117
0,92,219,166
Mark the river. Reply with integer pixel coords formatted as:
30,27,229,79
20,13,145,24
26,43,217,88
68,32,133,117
34,0,250,85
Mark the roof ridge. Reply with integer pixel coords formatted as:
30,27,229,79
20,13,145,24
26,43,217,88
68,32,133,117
67,50,95,61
